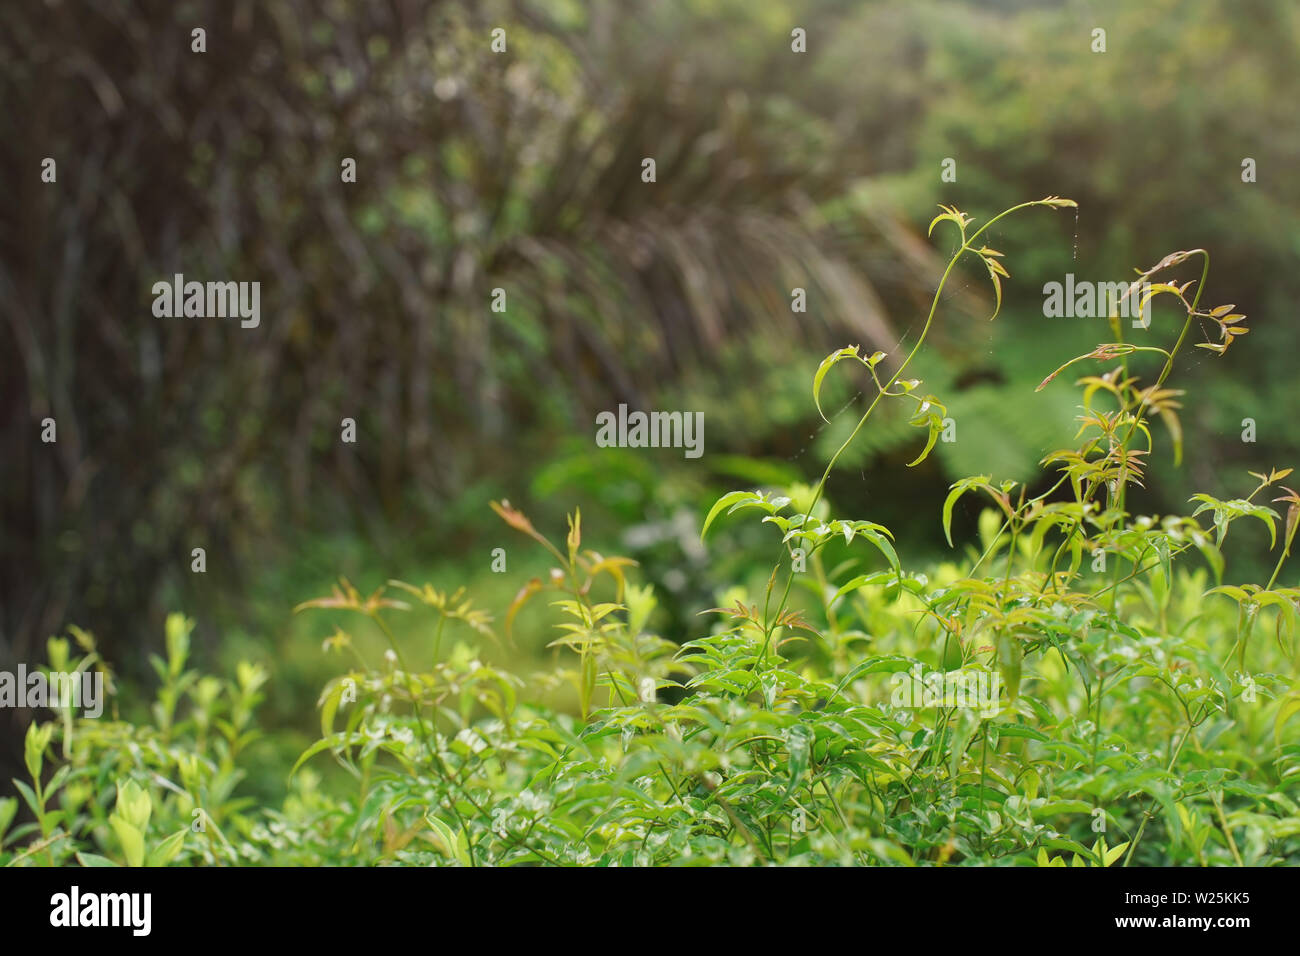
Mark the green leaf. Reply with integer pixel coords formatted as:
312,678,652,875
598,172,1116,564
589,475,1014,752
907,414,942,468
992,722,1047,741
147,828,188,867
1276,693,1300,746
425,814,471,865
164,612,194,679
855,526,903,587
0,797,16,842
701,490,760,541
24,722,53,783
12,779,40,818
830,570,894,605
290,731,361,776
110,819,145,868
831,655,920,699
1040,838,1100,866
772,724,813,810
996,631,1023,700
1030,799,1094,819
812,346,863,423
1103,842,1130,867
112,780,152,830
983,256,1005,320
319,677,347,738
928,204,969,239
942,477,989,548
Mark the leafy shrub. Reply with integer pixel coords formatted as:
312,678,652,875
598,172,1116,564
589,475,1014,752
6,199,1299,867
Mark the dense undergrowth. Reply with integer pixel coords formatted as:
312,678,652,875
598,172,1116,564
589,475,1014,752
5,199,1299,867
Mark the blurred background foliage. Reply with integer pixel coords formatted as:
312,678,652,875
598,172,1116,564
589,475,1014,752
2,0,1298,791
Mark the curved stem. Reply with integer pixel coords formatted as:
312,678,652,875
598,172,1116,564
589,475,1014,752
768,201,1067,647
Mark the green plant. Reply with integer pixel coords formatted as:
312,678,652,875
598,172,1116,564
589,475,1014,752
3,616,268,867
9,200,1298,867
